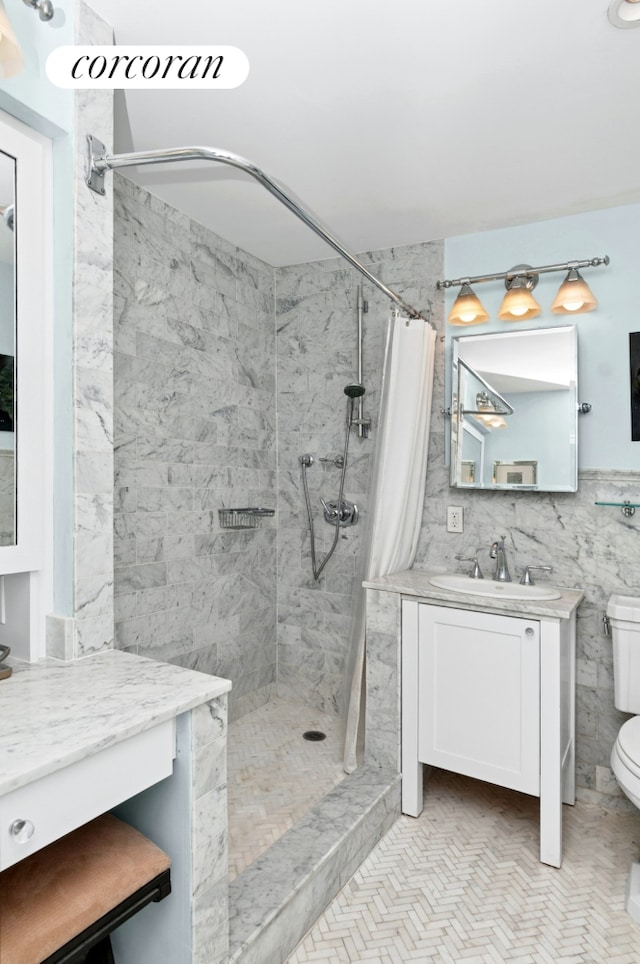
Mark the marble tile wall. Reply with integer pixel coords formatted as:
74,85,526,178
191,696,229,964
364,589,402,772
112,176,277,720
274,242,444,714
49,0,114,659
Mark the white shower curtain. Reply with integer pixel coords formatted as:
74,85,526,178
343,310,436,773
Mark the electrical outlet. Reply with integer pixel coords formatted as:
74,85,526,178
447,505,464,533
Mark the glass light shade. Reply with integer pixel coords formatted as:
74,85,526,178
608,0,640,27
0,1,23,79
551,270,597,314
448,283,489,326
497,278,541,321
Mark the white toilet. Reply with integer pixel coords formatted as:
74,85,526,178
608,594,640,921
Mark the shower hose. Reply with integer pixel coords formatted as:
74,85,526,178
300,396,355,581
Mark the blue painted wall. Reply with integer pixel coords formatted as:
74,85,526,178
445,204,640,470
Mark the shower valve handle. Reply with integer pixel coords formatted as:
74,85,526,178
320,497,339,520
321,498,359,527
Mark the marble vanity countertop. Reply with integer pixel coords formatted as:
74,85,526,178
363,569,584,620
0,650,231,795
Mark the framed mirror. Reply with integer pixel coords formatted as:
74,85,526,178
0,110,50,575
0,148,16,546
450,325,578,492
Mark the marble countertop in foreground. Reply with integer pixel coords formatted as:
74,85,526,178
363,569,584,620
0,650,231,795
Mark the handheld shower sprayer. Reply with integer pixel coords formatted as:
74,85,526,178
299,382,366,581
344,383,366,429
344,383,366,399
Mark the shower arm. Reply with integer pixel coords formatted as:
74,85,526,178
86,135,430,324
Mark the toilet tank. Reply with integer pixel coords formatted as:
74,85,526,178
608,594,640,712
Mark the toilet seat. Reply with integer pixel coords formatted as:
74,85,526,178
615,717,640,779
612,718,640,809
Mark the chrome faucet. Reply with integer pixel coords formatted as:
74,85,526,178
489,535,512,582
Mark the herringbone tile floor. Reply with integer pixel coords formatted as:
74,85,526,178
287,769,640,963
227,697,346,880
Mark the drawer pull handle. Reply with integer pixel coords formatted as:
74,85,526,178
525,627,535,637
9,819,34,843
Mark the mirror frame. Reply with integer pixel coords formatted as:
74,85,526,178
0,112,50,573
450,325,578,493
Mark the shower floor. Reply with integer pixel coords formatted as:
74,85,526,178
227,697,347,880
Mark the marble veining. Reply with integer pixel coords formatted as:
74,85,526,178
0,650,230,794
113,175,277,719
47,0,116,660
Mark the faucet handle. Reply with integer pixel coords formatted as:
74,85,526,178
520,565,553,586
455,554,484,579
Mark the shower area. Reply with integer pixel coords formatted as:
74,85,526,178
112,162,443,959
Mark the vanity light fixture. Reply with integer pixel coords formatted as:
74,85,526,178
608,0,640,28
438,256,610,326
447,283,489,326
0,1,24,78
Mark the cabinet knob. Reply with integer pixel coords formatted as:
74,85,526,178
9,818,35,843
525,627,535,637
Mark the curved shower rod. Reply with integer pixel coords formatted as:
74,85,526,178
86,135,430,324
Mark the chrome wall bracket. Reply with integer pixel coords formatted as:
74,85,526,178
86,136,107,196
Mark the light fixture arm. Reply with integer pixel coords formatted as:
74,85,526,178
437,256,610,290
86,135,430,324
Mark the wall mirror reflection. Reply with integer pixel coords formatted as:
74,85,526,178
0,149,15,545
450,326,578,492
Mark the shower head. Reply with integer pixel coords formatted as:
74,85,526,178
344,383,365,399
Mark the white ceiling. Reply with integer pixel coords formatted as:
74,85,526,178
86,0,640,267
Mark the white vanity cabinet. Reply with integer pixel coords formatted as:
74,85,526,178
415,605,540,796
401,594,579,868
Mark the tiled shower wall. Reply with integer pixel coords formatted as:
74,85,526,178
274,243,444,714
112,175,277,720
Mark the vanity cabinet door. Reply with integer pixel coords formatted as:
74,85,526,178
417,604,540,796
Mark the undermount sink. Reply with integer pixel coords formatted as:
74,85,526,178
429,573,562,601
